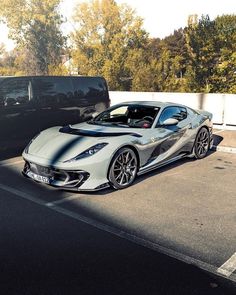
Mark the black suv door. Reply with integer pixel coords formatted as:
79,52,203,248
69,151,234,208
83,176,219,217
0,77,37,158
32,76,76,130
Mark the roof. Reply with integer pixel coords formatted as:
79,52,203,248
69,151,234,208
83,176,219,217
117,100,185,108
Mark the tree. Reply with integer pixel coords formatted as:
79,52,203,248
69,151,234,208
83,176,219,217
124,46,160,91
71,0,148,90
160,29,191,92
0,43,6,56
212,15,236,93
144,29,192,93
185,14,236,93
186,15,219,92
0,0,66,75
0,48,24,76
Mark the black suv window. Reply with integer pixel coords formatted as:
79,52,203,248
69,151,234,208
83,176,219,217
72,77,105,99
0,78,32,107
33,77,74,107
157,106,187,125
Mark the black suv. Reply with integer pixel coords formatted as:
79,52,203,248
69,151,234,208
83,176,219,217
0,76,110,159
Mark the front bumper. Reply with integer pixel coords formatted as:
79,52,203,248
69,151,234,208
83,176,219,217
22,159,110,191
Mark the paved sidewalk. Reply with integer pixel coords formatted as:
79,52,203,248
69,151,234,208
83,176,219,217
213,129,236,153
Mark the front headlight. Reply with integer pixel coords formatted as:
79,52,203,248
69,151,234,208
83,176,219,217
64,143,108,163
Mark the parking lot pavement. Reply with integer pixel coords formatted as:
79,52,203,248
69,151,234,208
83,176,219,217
213,129,236,152
1,187,235,295
0,150,236,288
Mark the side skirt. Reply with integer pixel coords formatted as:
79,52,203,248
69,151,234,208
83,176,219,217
137,154,187,176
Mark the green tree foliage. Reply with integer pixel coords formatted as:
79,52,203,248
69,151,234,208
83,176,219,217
124,46,159,91
157,29,191,92
213,15,236,93
0,47,23,75
0,0,235,94
72,6,236,93
185,14,236,93
0,0,66,75
138,29,192,93
0,43,6,56
71,0,149,90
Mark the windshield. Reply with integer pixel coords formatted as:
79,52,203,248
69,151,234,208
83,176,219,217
89,104,160,128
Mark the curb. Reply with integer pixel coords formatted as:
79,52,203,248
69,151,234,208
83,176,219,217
212,145,236,154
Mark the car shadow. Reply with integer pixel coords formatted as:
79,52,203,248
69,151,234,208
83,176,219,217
81,153,213,196
1,133,222,198
212,134,223,148
73,134,223,196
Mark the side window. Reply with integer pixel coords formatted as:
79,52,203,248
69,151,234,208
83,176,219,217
72,77,105,99
0,78,32,107
33,77,73,107
53,78,74,105
179,107,187,120
157,106,187,126
33,77,56,107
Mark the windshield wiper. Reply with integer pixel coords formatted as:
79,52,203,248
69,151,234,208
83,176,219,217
111,122,129,127
87,121,128,127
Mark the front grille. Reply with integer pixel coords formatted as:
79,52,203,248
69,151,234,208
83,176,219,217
24,161,89,188
37,165,51,175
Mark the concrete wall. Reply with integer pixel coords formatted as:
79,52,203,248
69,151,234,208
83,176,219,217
109,91,236,129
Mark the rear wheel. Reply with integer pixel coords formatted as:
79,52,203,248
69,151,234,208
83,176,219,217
194,127,210,159
109,148,138,190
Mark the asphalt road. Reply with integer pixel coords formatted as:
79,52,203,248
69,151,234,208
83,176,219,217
0,150,235,294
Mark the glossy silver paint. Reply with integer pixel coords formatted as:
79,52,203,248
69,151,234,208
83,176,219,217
22,101,213,191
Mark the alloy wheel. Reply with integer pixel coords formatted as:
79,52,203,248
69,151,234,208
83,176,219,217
109,148,138,189
194,127,210,159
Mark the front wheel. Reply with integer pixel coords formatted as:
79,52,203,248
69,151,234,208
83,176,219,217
108,148,138,190
194,127,210,159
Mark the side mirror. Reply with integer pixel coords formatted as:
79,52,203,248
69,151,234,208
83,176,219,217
162,118,179,126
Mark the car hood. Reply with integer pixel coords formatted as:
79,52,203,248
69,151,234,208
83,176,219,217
59,122,143,138
26,123,143,162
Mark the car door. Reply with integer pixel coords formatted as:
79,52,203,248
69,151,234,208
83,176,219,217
0,77,38,159
33,77,77,130
149,106,192,163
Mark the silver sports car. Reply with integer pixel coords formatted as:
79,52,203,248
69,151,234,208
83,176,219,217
22,101,213,191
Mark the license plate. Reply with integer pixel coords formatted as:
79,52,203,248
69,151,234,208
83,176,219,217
30,172,50,184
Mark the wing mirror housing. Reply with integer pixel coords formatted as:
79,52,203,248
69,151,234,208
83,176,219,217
162,118,179,126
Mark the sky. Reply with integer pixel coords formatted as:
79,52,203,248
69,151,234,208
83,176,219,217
1,0,236,51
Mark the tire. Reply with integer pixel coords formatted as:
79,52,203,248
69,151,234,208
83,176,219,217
108,147,138,190
194,127,210,159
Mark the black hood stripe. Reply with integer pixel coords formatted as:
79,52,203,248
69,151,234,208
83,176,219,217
59,125,142,138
